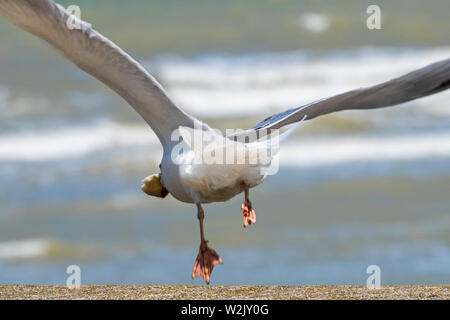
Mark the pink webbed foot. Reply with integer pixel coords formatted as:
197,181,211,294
192,241,223,284
241,201,256,228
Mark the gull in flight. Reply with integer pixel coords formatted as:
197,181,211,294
1,0,449,284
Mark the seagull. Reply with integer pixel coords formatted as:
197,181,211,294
1,0,449,284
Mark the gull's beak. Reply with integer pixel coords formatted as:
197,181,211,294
141,173,169,198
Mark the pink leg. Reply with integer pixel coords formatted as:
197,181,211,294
241,185,256,228
192,204,223,284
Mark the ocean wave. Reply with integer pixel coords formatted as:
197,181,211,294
280,130,450,168
3,47,449,130
154,47,450,119
0,238,103,261
1,116,450,169
298,13,330,33
0,239,49,259
0,121,158,162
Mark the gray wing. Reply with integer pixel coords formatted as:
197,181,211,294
253,58,450,130
0,0,195,146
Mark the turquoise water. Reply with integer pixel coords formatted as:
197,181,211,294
0,1,449,285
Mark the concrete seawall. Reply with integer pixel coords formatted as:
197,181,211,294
0,285,448,300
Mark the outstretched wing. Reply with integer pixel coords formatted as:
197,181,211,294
0,0,195,145
253,58,450,130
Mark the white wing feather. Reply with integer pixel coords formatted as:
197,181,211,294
0,0,195,146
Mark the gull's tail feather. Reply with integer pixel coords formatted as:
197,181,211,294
176,113,307,170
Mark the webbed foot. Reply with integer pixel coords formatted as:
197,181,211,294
241,200,256,227
192,240,223,284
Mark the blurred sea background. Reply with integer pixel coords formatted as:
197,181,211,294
0,0,449,285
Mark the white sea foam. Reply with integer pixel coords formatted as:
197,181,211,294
0,239,49,259
3,47,449,132
3,47,449,122
1,47,449,164
1,117,449,169
0,121,158,161
279,131,450,168
298,13,331,33
155,47,450,119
